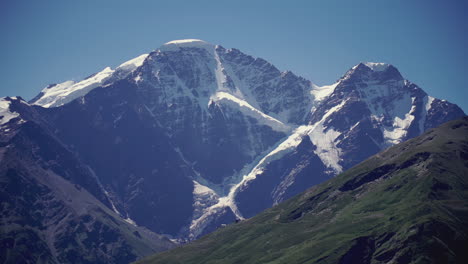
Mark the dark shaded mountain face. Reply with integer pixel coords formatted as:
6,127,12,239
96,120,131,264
0,98,174,264
35,80,195,236
138,117,468,264
1,39,465,262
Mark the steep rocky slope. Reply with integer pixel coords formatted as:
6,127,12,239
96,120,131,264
0,97,173,264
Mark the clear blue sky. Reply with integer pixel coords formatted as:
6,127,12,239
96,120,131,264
1,0,467,112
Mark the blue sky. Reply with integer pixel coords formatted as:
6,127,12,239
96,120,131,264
1,0,467,112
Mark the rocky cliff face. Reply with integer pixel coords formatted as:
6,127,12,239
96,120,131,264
0,97,174,264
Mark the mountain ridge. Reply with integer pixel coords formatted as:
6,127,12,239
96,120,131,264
1,39,465,262
5,40,465,239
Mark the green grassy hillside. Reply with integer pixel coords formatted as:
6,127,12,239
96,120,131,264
138,117,468,264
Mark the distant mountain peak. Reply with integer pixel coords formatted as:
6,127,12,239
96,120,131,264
342,62,403,83
363,62,391,71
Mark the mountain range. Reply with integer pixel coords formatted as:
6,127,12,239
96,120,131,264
0,39,465,262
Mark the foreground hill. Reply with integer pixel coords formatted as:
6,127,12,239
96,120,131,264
138,117,468,264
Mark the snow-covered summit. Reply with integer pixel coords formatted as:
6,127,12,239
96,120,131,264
159,39,214,52
363,62,391,72
342,62,403,83
138,39,315,126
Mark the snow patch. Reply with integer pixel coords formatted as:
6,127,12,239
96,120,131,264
193,180,217,196
311,82,338,102
134,74,142,82
0,98,20,126
418,95,434,134
364,62,390,72
211,92,292,133
214,48,227,91
382,99,416,145
189,181,233,240
188,203,226,240
382,114,415,145
308,124,342,173
425,96,434,112
116,54,148,72
307,99,348,173
124,217,137,226
33,67,114,108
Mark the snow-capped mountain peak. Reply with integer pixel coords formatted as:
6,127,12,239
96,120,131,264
159,39,214,52
363,62,391,71
343,62,403,83
137,40,315,126
30,39,314,128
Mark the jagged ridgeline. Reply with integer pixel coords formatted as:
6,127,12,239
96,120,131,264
137,117,468,264
0,39,465,263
